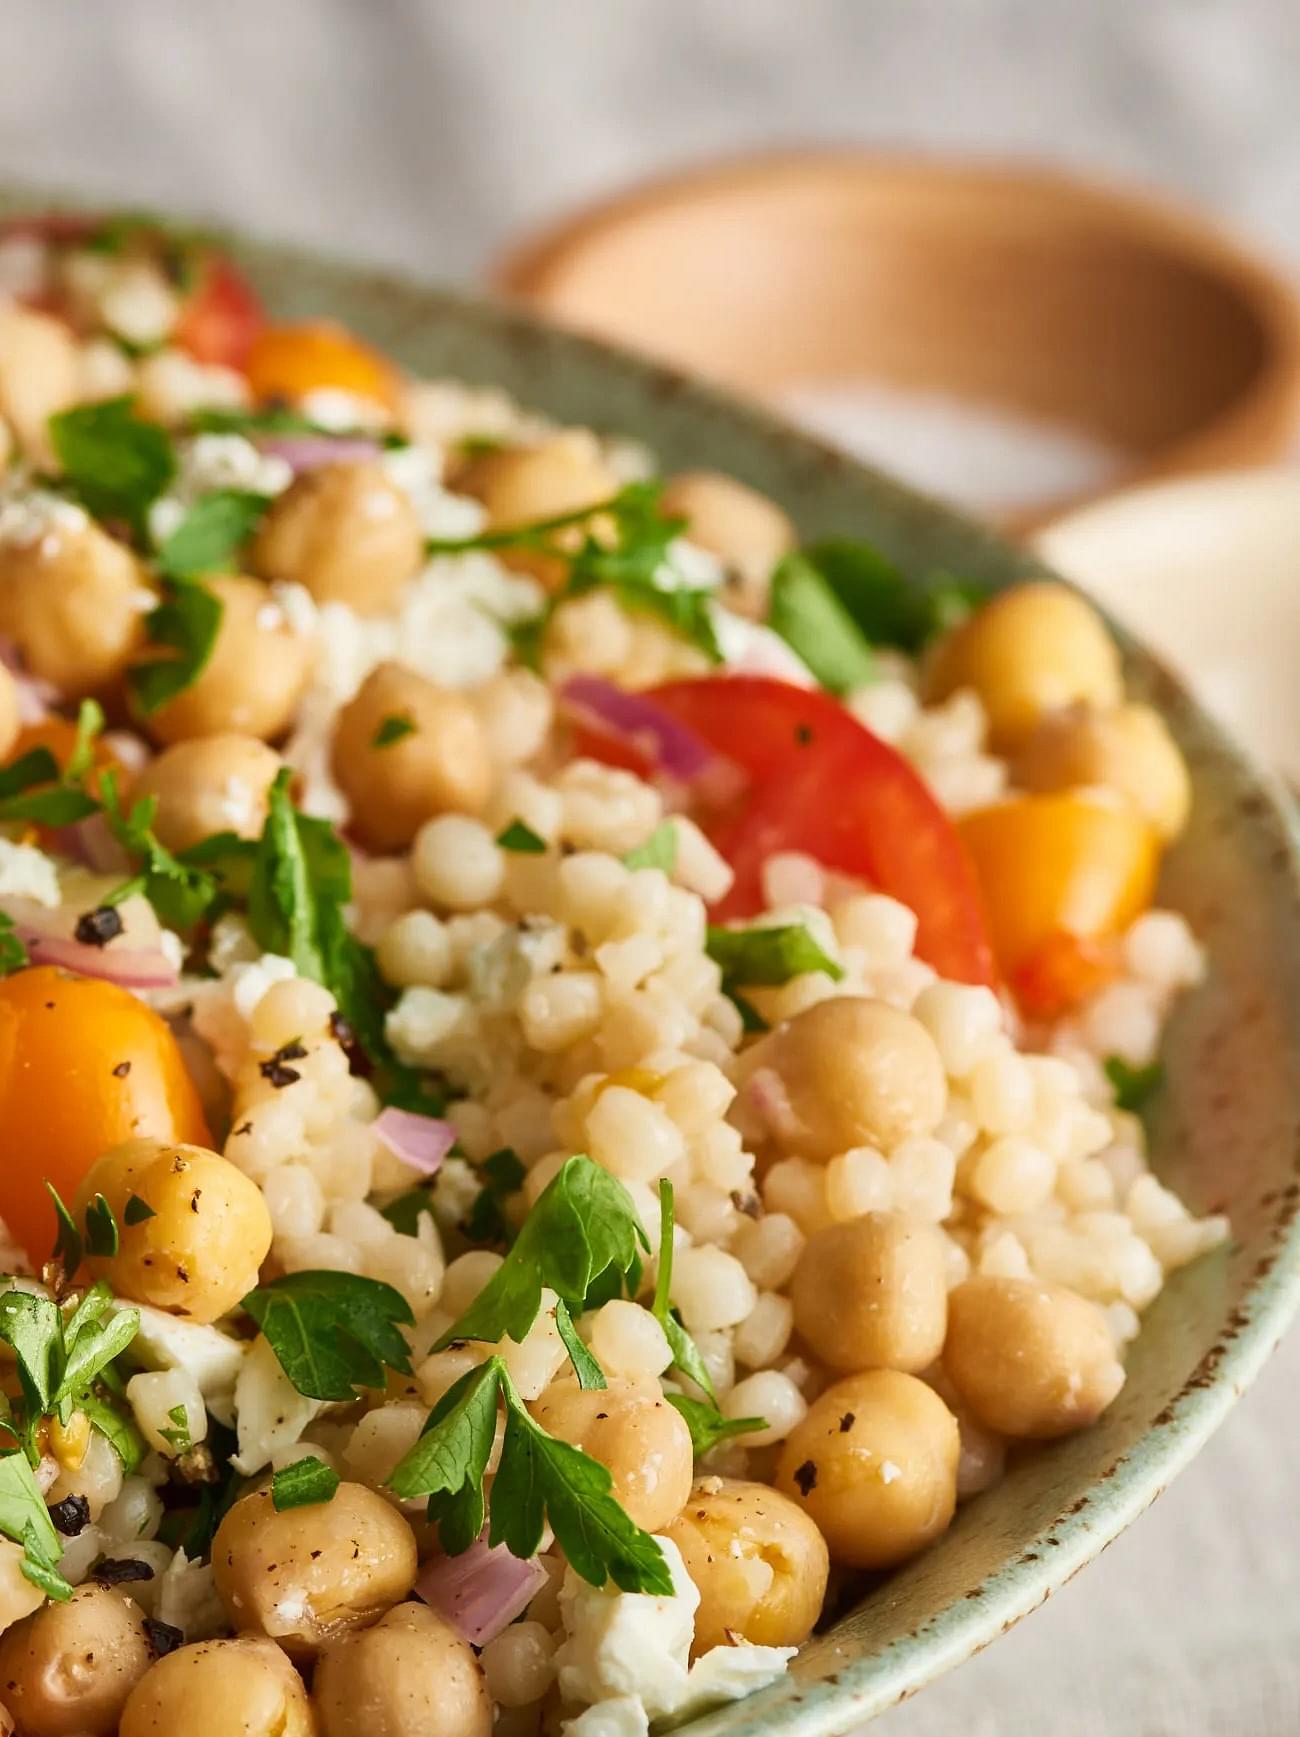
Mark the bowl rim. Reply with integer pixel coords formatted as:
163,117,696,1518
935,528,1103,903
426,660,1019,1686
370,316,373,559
4,181,1300,1733
491,147,1300,528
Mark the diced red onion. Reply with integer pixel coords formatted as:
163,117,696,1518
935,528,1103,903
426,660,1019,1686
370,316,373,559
50,813,132,875
372,1107,455,1175
1,899,178,989
559,675,745,805
0,637,58,723
256,435,383,473
415,1539,548,1646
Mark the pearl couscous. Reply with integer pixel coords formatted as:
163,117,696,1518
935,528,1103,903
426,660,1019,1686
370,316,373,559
0,210,1225,1737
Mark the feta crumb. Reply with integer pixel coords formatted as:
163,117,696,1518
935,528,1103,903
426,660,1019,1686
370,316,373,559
0,838,61,907
0,488,89,550
231,1335,322,1475
120,1304,247,1410
555,1536,698,1719
299,388,390,431
147,433,292,549
153,1550,227,1641
675,1644,798,1717
385,987,469,1068
381,443,487,540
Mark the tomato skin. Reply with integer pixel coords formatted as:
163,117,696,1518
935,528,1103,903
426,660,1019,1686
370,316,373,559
244,320,400,411
618,678,996,987
173,252,265,370
0,967,210,1266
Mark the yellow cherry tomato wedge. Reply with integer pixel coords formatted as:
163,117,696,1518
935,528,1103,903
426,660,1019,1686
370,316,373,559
958,793,1159,993
0,967,210,1265
245,320,400,413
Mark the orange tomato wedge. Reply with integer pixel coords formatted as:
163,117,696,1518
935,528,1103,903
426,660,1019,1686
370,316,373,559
9,717,130,797
0,967,210,1265
245,320,400,413
958,792,1159,995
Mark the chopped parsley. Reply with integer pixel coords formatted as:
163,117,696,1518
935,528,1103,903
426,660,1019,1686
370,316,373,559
767,552,876,695
462,1148,527,1246
127,577,224,715
158,1404,193,1454
0,747,98,828
83,1194,119,1259
792,538,983,654
123,1195,156,1226
623,820,678,874
0,1451,72,1601
155,488,269,581
100,771,218,930
706,922,844,989
666,1394,768,1458
47,397,176,541
0,914,27,977
0,1279,140,1469
242,1271,415,1402
1104,1056,1165,1114
495,818,547,854
271,1455,340,1512
372,713,416,749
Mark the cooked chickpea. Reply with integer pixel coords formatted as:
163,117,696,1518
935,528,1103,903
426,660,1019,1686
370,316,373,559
457,433,617,590
118,1636,315,1737
742,997,947,1162
529,1377,693,1532
0,665,20,762
330,661,492,851
924,581,1123,750
0,302,79,465
776,1370,959,1569
0,1583,151,1737
131,735,283,852
212,1482,418,1659
251,459,424,613
136,575,309,745
944,1275,1124,1438
75,1138,273,1324
659,471,795,619
791,1212,948,1375
0,516,149,696
663,1477,828,1655
1013,700,1191,840
313,1601,491,1737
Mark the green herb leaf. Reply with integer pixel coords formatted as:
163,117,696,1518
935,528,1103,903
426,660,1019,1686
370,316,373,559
156,489,268,580
242,1271,415,1402
388,1359,502,1556
0,1292,61,1414
623,820,678,874
126,578,224,715
767,553,877,695
1104,1056,1166,1114
81,1397,146,1474
123,1195,156,1226
435,1156,648,1354
496,819,547,854
188,405,328,437
0,914,27,977
271,1455,340,1512
64,700,106,785
380,1189,435,1238
0,1451,71,1600
83,1195,119,1259
667,1394,768,1458
553,1299,606,1391
0,748,98,826
47,1185,82,1278
706,923,844,989
729,991,769,1034
372,713,416,749
56,1299,140,1421
48,397,176,539
158,1403,193,1453
651,1181,717,1401
795,539,984,654
19,1520,73,1602
463,1148,527,1247
100,772,218,930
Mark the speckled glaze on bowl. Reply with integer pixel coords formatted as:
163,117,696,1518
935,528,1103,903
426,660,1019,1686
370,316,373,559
5,190,1299,1737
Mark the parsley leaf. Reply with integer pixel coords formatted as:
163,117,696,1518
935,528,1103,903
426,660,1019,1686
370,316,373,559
242,1271,415,1402
100,772,218,929
389,1360,500,1556
651,1181,719,1402
496,818,547,854
794,539,983,654
46,1185,83,1280
272,1455,340,1512
124,1195,156,1226
667,1394,768,1458
83,1195,119,1259
80,1396,146,1474
1104,1056,1166,1114
0,1292,61,1415
0,748,98,827
623,820,678,874
127,578,224,716
0,914,27,977
372,713,416,749
64,699,106,785
0,1451,72,1600
768,552,876,695
380,1188,435,1238
553,1299,606,1391
158,1403,193,1453
434,1156,648,1362
462,1148,527,1246
706,922,844,988
48,397,176,539
155,489,268,581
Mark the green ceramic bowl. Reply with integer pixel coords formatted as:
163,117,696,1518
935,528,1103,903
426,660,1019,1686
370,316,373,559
6,192,1300,1735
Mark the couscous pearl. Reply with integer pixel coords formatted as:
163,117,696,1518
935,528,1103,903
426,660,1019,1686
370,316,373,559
970,1047,1036,1134
723,1371,807,1444
249,976,336,1050
731,1213,805,1290
761,1158,833,1234
588,1301,673,1380
441,1250,506,1317
413,814,505,910
890,1137,957,1223
585,1084,685,1184
671,1246,757,1332
519,972,604,1052
830,893,918,966
732,1291,794,1369
825,1147,894,1221
262,1162,326,1240
970,1136,1057,1214
376,909,453,989
913,980,1003,1078
481,1622,556,1709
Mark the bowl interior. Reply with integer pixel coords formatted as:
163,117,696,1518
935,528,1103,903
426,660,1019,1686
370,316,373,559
6,189,1299,1737
494,155,1300,522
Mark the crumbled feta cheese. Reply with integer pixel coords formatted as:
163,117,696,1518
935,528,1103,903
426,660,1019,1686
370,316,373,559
135,349,250,422
675,1644,798,1717
78,336,136,401
120,1304,247,1408
0,488,89,550
0,838,61,907
147,433,292,548
658,536,724,592
299,388,390,431
385,987,469,1068
562,1698,649,1737
712,605,815,685
154,1549,227,1640
231,1335,322,1475
380,442,486,540
555,1536,698,1719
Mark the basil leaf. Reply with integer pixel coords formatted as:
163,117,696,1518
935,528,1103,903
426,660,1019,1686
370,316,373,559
127,578,224,715
156,489,268,581
623,820,678,874
767,552,876,695
496,819,547,854
271,1455,340,1512
706,923,844,988
48,397,176,538
242,1271,415,1402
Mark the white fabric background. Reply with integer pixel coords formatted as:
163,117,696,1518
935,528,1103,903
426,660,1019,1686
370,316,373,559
1,3,1298,1729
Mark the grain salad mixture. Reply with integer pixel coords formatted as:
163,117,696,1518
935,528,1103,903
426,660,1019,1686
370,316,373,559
0,213,1226,1737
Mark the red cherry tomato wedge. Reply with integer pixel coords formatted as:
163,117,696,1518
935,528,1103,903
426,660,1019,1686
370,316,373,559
173,251,265,370
583,677,996,987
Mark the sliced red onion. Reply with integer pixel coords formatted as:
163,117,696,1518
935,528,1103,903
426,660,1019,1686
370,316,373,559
1,900,179,989
372,1107,455,1175
50,813,132,875
256,434,383,473
415,1539,548,1646
0,637,58,723
559,675,745,805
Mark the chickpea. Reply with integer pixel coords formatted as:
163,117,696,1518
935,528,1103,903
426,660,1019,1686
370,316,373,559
0,1584,151,1737
118,1636,315,1737
0,302,79,466
741,997,947,1163
0,665,20,763
75,1138,273,1324
791,1212,948,1375
251,460,424,614
776,1370,959,1569
1013,700,1191,840
313,1602,490,1737
659,472,795,619
944,1275,1124,1439
131,735,282,852
212,1482,418,1659
135,575,309,745
663,1478,828,1655
330,661,491,852
0,516,149,697
925,581,1123,751
457,433,617,590
529,1378,693,1532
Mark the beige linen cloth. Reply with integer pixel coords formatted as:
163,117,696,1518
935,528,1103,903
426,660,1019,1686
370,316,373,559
1,2,1298,1730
